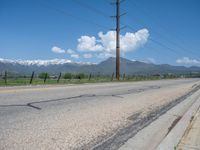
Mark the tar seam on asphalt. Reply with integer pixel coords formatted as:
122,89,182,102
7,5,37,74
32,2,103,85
0,85,161,110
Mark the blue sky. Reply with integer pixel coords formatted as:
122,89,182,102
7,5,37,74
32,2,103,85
0,0,200,66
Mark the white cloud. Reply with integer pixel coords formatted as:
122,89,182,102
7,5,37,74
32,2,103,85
51,46,65,54
134,58,156,64
77,29,149,57
71,54,79,59
131,59,136,62
52,47,78,58
147,58,156,64
53,29,149,60
96,52,114,59
121,29,149,52
77,36,103,51
83,53,93,59
176,57,200,66
66,49,75,54
98,31,116,53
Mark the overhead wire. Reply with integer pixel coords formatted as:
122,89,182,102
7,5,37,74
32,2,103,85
71,0,197,59
71,0,110,19
38,1,109,30
126,25,182,57
126,1,199,58
39,0,199,61
71,0,187,59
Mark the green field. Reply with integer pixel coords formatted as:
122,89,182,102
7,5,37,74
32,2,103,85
0,71,199,87
0,76,182,86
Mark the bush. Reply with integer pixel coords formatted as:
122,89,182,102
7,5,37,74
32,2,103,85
64,73,72,79
74,73,85,79
38,72,49,79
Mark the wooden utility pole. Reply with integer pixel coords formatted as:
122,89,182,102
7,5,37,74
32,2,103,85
116,0,120,80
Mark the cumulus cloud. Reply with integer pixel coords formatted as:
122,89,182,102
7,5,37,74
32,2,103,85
98,31,116,53
51,46,65,54
96,52,114,59
71,54,80,59
176,57,200,66
83,53,93,59
77,36,103,52
121,29,149,52
77,29,149,58
51,47,80,59
51,47,76,55
66,49,75,54
53,29,149,60
147,58,156,64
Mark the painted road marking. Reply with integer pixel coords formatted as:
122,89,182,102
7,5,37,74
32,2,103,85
0,86,74,93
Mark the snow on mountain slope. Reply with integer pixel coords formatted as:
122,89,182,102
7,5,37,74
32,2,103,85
0,58,93,66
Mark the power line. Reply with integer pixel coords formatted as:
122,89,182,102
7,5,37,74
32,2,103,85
67,0,180,58
71,0,109,19
72,0,191,59
127,25,200,64
39,1,200,64
123,9,182,51
38,1,109,30
126,1,199,58
128,1,186,41
123,15,200,61
66,0,198,68
126,25,185,60
126,25,181,56
71,0,125,80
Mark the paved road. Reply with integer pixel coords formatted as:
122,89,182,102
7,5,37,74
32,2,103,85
0,79,199,150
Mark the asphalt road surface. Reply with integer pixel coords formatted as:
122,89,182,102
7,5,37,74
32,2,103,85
0,79,200,150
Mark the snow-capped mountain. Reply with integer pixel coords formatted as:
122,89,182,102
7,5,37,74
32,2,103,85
0,58,93,66
0,57,200,75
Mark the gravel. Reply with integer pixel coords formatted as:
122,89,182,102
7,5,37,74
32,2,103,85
0,79,199,150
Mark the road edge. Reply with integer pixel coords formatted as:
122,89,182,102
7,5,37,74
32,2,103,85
156,90,200,150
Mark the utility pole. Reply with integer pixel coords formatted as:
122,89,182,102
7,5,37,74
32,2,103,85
116,0,120,80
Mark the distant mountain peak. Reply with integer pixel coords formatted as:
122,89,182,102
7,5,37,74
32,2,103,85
101,57,133,62
0,57,200,75
0,58,94,66
100,57,145,65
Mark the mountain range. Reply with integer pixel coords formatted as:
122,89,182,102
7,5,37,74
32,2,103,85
0,57,200,76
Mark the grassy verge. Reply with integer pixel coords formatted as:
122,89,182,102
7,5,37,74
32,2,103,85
0,76,183,87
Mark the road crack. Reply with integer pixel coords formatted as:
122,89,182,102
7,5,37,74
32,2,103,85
0,85,161,110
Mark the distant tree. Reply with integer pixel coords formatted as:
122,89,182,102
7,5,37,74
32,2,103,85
38,72,49,79
64,73,72,80
163,73,176,79
111,72,114,81
123,73,126,80
88,73,92,81
74,73,85,80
